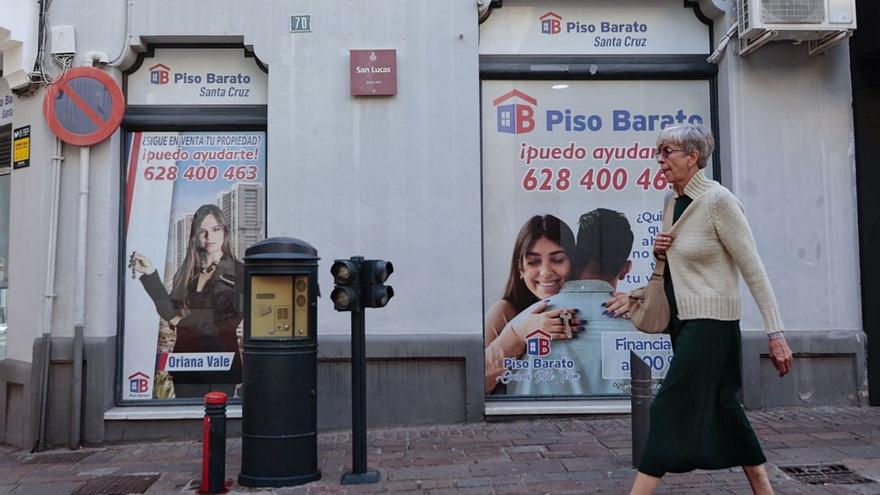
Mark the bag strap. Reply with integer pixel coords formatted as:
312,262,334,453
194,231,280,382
650,197,676,278
661,193,675,232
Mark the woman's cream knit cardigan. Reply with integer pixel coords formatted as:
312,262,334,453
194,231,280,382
666,170,783,334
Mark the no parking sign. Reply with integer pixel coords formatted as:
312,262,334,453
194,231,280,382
43,67,124,146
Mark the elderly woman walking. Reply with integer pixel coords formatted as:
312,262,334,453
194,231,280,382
606,123,794,495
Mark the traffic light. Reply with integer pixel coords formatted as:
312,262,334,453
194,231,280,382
330,259,361,311
329,257,394,311
329,256,393,485
361,260,394,308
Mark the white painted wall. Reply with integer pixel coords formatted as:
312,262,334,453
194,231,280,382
6,92,54,362
261,2,483,335
711,14,861,334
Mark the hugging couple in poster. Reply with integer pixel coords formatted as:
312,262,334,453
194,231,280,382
484,208,641,396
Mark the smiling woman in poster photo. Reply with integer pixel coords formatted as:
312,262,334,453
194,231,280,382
129,203,244,398
483,214,582,393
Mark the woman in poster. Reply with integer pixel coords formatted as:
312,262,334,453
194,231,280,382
129,203,244,397
484,214,581,393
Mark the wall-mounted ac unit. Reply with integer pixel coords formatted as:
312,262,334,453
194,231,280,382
737,0,857,56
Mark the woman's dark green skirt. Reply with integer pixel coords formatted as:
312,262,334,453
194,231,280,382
637,317,767,477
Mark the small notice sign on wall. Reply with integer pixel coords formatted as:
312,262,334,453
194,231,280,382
350,50,397,96
13,125,30,170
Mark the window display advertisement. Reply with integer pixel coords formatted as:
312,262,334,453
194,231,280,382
482,80,712,399
122,131,265,401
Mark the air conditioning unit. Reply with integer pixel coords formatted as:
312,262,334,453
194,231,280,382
737,0,857,56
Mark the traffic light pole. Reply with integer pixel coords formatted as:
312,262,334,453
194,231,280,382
351,309,368,474
341,307,380,485
332,255,391,485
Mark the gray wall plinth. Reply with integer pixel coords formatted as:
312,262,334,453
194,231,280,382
315,333,484,429
0,336,116,450
7,331,869,447
0,358,35,450
104,333,484,443
741,330,867,408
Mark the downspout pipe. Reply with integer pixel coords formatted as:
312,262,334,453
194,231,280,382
34,137,63,453
477,0,499,24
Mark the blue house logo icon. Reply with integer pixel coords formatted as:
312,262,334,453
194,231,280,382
540,12,562,35
493,89,537,134
149,64,171,85
525,329,552,357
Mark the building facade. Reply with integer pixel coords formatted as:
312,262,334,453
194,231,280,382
0,0,869,450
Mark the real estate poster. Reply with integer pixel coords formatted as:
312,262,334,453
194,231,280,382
482,80,712,398
122,131,265,401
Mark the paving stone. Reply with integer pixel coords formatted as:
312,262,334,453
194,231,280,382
767,447,846,464
832,445,880,458
9,482,84,495
417,478,457,489
508,451,543,461
525,479,583,493
567,469,613,482
74,467,121,477
468,459,567,477
775,486,837,495
383,464,472,481
542,451,576,460
822,485,880,495
423,488,460,495
561,456,628,471
458,487,497,495
507,445,548,454
582,478,633,493
454,476,492,488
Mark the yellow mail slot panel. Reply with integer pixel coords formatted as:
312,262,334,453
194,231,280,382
250,275,310,339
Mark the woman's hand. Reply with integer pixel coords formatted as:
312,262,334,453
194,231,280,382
654,231,674,258
511,301,583,341
604,291,631,318
769,335,794,377
129,251,156,275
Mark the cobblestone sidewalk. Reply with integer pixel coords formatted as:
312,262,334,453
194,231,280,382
1,406,880,494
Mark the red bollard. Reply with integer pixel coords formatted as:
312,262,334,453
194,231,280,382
199,392,229,494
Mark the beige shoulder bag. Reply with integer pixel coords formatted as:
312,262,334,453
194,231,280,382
629,199,675,334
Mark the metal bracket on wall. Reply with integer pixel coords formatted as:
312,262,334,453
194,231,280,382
808,31,853,56
737,30,777,57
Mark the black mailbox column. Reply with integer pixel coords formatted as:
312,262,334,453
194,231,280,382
238,237,321,487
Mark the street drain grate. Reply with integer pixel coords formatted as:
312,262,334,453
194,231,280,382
72,473,160,495
25,451,95,464
780,464,875,485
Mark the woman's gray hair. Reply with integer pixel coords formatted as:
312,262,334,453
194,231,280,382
656,123,715,169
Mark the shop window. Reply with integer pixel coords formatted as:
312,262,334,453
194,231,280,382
118,46,267,404
479,1,718,403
